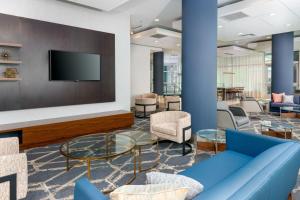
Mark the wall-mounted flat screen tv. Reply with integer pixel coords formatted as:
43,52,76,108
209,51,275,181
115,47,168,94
49,50,101,81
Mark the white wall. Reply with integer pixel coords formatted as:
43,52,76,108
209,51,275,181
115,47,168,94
130,44,162,106
0,0,131,124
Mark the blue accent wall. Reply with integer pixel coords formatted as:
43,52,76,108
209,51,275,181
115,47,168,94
182,0,217,131
272,32,294,95
153,52,164,95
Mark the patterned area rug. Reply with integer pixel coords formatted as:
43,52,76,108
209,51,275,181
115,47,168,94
24,115,300,200
24,118,201,200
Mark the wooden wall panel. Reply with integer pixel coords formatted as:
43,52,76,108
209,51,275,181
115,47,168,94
0,13,115,111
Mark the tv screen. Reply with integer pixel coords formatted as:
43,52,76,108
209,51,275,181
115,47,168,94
49,50,101,81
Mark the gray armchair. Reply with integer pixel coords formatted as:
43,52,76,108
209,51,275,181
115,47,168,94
240,97,263,116
217,101,250,130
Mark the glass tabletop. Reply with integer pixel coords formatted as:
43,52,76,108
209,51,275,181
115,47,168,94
281,106,300,113
257,99,270,103
196,129,226,143
117,130,158,146
60,133,136,160
260,120,294,130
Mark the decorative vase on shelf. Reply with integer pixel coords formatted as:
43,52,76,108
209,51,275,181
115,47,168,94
3,68,18,78
0,50,10,60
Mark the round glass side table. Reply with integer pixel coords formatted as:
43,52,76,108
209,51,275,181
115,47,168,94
196,129,226,153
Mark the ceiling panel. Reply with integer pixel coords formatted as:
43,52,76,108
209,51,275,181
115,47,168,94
62,0,131,11
218,17,273,41
279,0,300,18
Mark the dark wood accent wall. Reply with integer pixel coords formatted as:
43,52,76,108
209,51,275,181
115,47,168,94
0,13,115,111
0,112,134,149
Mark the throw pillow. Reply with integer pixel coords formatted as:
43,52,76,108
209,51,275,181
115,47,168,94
272,93,285,103
110,183,188,200
146,172,204,200
283,95,294,104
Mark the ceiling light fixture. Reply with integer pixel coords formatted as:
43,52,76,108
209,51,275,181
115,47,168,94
154,18,160,22
130,31,134,35
238,32,243,36
155,40,159,43
269,13,276,16
286,23,291,27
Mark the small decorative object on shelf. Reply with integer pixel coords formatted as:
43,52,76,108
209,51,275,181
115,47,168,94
0,50,11,60
3,68,18,78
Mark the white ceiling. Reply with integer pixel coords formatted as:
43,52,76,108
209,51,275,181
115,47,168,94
132,0,300,51
58,0,300,51
61,0,130,11
217,0,300,42
131,27,181,50
218,45,262,57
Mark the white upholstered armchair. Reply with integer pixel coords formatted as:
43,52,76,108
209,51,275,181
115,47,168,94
150,111,192,155
165,96,181,111
135,93,158,118
0,137,28,200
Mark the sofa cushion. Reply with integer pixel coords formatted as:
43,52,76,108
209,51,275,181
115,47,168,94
192,142,295,200
272,93,284,103
146,172,203,200
179,150,252,191
152,122,177,136
234,116,249,126
270,102,298,108
294,95,300,104
283,95,294,104
110,183,188,200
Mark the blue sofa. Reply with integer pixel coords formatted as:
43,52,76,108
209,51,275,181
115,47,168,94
74,130,300,200
270,95,300,112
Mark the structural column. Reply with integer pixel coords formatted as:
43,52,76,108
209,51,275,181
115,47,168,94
182,0,217,131
272,32,294,94
153,51,164,95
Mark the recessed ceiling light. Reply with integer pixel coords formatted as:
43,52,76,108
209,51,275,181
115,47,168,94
270,13,276,16
286,23,291,27
218,25,223,29
154,18,160,22
130,31,134,35
155,40,159,43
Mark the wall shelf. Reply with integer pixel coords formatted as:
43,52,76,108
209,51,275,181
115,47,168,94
0,43,22,48
0,60,22,64
0,77,22,81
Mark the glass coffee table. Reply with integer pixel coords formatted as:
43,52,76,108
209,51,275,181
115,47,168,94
196,129,226,153
260,121,293,139
60,133,136,181
116,130,160,172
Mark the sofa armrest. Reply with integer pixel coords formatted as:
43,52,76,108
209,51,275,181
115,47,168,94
74,178,108,200
226,129,286,157
229,106,247,117
0,137,19,156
